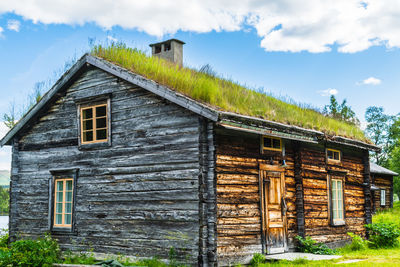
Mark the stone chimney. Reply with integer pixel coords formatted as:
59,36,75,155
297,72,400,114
149,39,185,66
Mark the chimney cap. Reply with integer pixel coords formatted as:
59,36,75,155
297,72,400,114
149,38,185,47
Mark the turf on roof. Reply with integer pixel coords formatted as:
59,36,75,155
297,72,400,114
91,44,368,142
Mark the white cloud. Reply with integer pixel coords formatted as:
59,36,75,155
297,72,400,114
1,1,400,53
7,19,20,32
107,35,118,43
362,77,382,85
0,26,3,37
318,88,338,96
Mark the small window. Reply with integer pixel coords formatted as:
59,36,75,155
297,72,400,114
327,148,341,162
262,136,282,152
164,42,171,51
380,189,386,206
155,45,161,54
80,103,109,144
53,178,74,228
330,178,345,225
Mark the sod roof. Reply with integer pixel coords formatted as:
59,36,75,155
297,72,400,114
91,44,369,143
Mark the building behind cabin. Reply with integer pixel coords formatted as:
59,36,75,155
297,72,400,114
370,162,397,212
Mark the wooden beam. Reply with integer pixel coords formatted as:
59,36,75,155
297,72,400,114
363,152,372,225
293,141,305,238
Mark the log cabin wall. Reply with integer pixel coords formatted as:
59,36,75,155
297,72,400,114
214,129,368,264
302,143,367,244
10,67,204,263
214,128,297,265
371,174,393,211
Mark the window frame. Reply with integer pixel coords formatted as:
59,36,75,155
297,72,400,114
53,178,74,227
327,148,341,163
77,97,112,149
80,102,109,144
328,175,346,226
50,169,78,234
380,189,386,207
261,136,282,152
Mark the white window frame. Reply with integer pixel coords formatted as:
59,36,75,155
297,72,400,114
330,177,345,226
380,189,386,206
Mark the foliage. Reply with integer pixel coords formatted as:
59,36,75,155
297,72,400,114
0,234,61,266
91,43,367,141
365,222,400,248
63,250,97,265
323,95,360,125
0,231,8,248
341,232,369,251
373,202,400,228
295,236,335,255
365,106,395,165
0,186,9,215
250,253,266,266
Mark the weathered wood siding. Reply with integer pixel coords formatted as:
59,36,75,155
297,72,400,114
301,144,366,244
372,174,393,211
214,129,297,265
214,129,367,263
10,67,204,263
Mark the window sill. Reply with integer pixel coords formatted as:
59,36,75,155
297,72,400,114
331,220,346,226
78,141,111,150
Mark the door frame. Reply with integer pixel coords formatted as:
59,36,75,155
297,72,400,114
259,163,288,254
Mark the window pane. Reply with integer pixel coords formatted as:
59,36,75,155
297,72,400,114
273,139,281,149
328,150,333,159
334,151,340,160
56,214,62,224
83,120,93,131
66,191,73,202
57,181,63,191
65,202,72,213
66,180,73,191
56,203,63,213
96,118,107,129
65,214,72,225
96,106,107,117
83,131,93,142
82,108,93,119
264,137,272,148
56,192,63,202
96,129,107,140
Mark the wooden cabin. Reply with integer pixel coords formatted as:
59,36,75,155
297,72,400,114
370,162,397,212
1,42,380,266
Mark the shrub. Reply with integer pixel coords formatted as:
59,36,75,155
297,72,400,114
250,253,265,266
0,234,61,266
366,222,400,248
295,235,335,255
0,230,8,248
343,232,369,251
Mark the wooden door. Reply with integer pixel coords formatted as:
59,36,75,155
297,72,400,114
259,164,287,254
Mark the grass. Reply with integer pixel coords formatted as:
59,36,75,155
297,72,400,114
257,202,400,267
91,44,368,142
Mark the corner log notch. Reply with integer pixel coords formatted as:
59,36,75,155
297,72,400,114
293,141,305,238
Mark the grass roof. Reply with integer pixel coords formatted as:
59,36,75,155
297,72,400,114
91,44,368,142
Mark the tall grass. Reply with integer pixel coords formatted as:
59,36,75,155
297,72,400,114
91,43,368,142
373,202,400,228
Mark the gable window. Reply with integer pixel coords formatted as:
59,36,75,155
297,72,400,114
53,177,74,228
330,177,345,226
80,103,109,144
262,136,282,152
381,189,386,206
327,148,341,162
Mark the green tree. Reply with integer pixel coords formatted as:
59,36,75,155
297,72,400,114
0,186,9,215
365,106,394,165
323,95,359,125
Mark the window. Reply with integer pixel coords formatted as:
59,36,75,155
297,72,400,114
53,178,74,228
330,178,345,225
327,148,341,162
80,103,108,144
381,189,386,206
262,136,282,152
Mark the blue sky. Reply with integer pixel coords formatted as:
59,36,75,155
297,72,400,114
0,1,400,170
